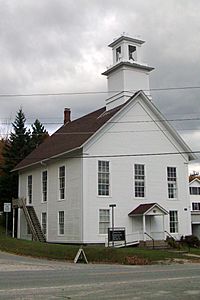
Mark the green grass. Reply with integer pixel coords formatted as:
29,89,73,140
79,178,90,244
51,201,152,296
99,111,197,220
0,225,199,264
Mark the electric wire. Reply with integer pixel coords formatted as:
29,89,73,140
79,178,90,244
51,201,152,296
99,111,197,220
0,85,200,98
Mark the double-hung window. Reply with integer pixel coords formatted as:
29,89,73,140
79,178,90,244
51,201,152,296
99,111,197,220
98,161,110,196
58,211,64,235
59,166,65,200
41,212,47,235
192,202,200,211
42,171,47,202
99,209,110,234
169,211,178,233
190,187,200,195
167,167,177,199
134,164,145,197
27,175,32,204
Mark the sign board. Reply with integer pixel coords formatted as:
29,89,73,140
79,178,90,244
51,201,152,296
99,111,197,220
4,203,11,213
108,227,126,242
74,248,88,264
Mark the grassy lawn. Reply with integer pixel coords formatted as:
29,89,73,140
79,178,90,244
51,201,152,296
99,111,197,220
0,225,200,264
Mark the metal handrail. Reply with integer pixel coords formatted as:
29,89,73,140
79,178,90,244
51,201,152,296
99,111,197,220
144,232,155,249
164,230,176,241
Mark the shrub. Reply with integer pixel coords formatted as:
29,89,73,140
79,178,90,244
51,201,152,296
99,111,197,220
180,235,199,249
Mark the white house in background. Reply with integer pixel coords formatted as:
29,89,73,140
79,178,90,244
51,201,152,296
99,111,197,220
189,177,200,239
13,36,196,245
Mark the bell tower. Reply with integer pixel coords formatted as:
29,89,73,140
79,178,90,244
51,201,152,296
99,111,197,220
102,36,154,110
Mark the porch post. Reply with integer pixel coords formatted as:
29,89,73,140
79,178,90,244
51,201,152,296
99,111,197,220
143,215,146,241
163,214,165,240
12,208,15,238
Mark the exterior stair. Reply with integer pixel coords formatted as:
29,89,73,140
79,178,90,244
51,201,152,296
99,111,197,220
140,240,170,249
12,198,46,242
26,206,46,242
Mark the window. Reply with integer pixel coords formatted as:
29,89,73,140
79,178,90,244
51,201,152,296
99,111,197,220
116,46,121,62
192,203,200,211
134,164,145,197
99,209,110,234
27,175,32,204
169,211,178,233
128,45,136,60
58,211,64,235
167,167,177,199
190,187,200,195
42,171,47,202
98,161,110,196
41,212,47,235
59,166,65,200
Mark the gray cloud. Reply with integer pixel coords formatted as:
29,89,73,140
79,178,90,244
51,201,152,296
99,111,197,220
0,0,200,171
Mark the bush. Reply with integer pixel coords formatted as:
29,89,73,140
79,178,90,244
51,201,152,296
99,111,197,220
166,236,180,249
180,235,200,249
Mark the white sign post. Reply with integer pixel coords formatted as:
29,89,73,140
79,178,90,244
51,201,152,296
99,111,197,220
4,203,11,236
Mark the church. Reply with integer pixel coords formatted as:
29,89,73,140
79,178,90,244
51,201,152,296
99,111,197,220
13,36,196,245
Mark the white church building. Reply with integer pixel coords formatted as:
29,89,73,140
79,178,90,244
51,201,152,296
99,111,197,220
13,36,196,245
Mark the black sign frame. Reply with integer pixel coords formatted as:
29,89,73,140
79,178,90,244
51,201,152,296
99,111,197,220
108,227,126,244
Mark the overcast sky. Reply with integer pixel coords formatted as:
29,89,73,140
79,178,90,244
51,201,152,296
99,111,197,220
0,0,200,172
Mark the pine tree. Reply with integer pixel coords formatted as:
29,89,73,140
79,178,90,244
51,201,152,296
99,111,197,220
30,119,49,150
0,108,31,203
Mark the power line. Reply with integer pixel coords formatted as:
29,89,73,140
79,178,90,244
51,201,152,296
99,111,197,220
0,85,200,98
1,116,200,126
0,128,199,136
10,150,200,161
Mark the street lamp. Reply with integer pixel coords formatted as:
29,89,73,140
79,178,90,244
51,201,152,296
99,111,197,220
109,204,116,247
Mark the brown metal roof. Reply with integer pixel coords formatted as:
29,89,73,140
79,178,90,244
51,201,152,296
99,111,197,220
128,203,157,216
13,103,125,171
128,203,168,216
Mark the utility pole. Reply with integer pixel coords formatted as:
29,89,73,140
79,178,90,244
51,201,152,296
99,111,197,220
109,204,116,247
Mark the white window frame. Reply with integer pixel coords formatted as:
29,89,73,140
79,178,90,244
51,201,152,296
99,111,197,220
42,170,47,202
167,167,177,199
41,212,47,235
99,209,110,234
58,166,65,200
190,187,200,195
98,161,110,196
169,211,178,233
58,211,64,235
27,175,32,204
134,164,145,198
192,202,200,211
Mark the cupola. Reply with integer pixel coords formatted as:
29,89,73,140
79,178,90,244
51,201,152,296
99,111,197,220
102,35,154,110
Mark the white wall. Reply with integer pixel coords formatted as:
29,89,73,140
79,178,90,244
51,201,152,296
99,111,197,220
18,156,83,243
82,96,191,243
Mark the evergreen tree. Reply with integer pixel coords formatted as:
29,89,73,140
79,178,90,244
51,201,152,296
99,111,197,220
30,119,49,150
0,108,31,202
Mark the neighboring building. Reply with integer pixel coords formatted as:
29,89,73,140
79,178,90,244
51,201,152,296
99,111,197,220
189,176,200,239
13,36,196,245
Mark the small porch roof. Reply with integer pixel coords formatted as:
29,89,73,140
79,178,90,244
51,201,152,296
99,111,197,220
128,203,168,217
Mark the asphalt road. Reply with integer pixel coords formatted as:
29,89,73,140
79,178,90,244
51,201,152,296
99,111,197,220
0,251,200,299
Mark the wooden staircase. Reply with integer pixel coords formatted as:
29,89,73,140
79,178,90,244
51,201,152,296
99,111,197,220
26,206,46,242
12,198,46,243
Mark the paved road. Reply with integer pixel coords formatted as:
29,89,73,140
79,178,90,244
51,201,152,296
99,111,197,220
0,251,200,299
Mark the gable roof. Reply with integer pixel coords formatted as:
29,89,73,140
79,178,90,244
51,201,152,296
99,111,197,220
13,90,197,171
189,177,200,185
13,100,126,171
128,203,168,216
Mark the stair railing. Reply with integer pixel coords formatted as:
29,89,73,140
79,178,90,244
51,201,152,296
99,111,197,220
21,198,38,241
144,232,155,249
164,230,176,241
